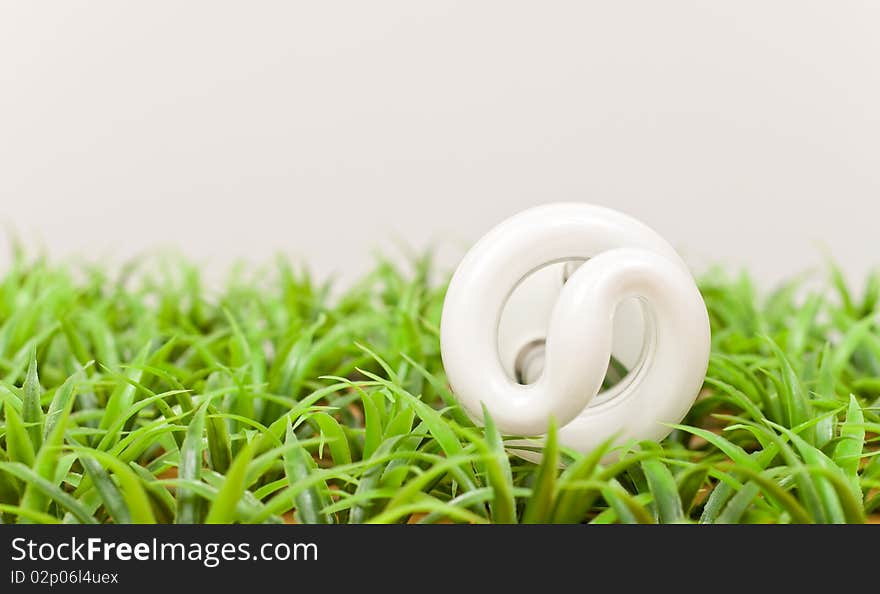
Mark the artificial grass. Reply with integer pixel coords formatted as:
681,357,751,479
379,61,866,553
0,248,878,524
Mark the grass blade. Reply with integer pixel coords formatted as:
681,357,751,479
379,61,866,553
284,421,333,524
177,403,208,524
310,412,352,466
479,404,515,524
641,456,685,523
205,440,256,524
522,420,558,524
22,349,43,452
833,395,865,499
80,455,132,523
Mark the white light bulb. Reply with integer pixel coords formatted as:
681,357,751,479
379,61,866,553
440,203,710,459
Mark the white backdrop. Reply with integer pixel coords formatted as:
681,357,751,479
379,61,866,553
2,2,878,287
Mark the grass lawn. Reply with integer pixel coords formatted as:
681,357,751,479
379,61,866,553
0,248,878,524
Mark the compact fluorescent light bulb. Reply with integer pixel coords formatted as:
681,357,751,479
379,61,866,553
440,203,711,458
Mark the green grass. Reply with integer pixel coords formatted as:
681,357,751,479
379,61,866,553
0,246,878,524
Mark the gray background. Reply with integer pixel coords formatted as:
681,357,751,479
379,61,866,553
2,2,878,287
